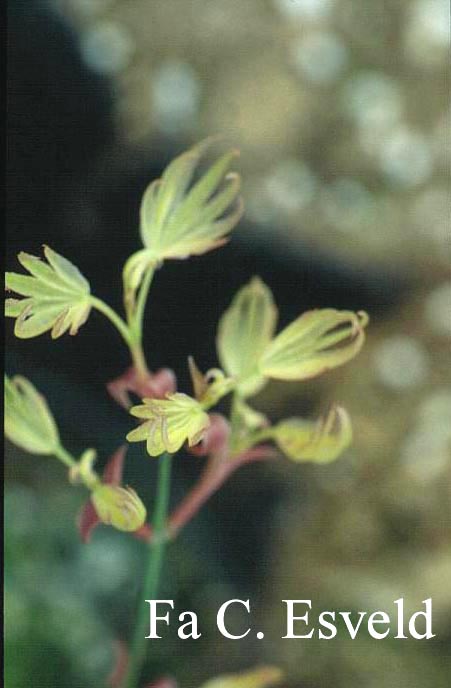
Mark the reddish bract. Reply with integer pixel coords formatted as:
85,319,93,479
107,366,177,409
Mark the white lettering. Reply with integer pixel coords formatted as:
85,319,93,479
283,600,314,639
146,600,174,639
217,599,251,639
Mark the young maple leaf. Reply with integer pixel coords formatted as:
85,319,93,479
5,246,91,339
127,393,210,457
123,139,243,310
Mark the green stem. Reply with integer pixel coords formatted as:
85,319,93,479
53,445,77,469
127,266,155,380
229,392,239,431
91,297,133,347
54,445,101,490
123,453,172,688
130,266,155,343
130,343,150,381
229,391,243,450
91,297,148,378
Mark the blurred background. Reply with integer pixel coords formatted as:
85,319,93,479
5,0,451,686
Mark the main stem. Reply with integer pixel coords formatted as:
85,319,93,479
123,453,172,688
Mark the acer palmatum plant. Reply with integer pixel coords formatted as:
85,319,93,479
5,139,368,688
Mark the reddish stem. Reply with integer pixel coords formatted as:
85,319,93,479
168,445,278,539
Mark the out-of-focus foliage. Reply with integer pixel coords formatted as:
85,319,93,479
56,0,449,276
257,285,451,688
4,479,116,688
199,666,283,688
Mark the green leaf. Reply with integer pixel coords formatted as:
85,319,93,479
127,393,210,457
217,277,278,397
270,405,353,463
260,309,368,381
139,139,243,262
4,375,60,455
91,485,147,532
5,246,91,339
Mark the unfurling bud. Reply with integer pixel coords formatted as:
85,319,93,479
91,485,147,532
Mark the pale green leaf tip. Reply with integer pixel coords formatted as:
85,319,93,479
4,374,60,455
272,404,353,463
260,307,369,382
